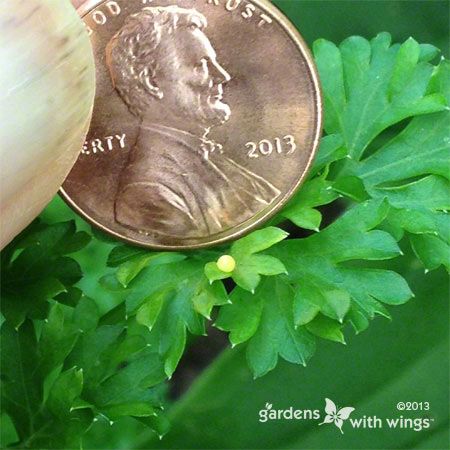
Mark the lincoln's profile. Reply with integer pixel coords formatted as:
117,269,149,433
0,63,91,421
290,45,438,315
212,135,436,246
107,6,280,238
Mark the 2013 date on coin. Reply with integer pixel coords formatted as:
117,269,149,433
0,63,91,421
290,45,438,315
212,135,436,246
246,135,297,158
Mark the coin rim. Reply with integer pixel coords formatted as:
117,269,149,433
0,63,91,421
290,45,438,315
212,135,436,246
59,0,323,250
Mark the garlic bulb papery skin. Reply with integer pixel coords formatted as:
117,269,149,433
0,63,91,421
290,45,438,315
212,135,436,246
0,0,95,249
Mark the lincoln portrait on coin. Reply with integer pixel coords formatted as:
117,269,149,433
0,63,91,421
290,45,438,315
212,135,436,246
106,6,280,238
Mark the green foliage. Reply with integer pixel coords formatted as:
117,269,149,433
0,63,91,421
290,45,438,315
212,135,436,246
316,36,450,271
279,176,340,230
0,226,167,448
135,258,449,450
1,221,89,328
205,227,289,292
216,277,316,377
0,300,168,447
315,34,445,158
215,198,413,376
97,34,448,381
1,32,449,448
121,258,229,378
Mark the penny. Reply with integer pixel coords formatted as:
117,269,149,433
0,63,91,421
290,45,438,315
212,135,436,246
61,0,322,249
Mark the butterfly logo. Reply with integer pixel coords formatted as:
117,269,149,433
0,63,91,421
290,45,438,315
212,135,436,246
318,398,355,434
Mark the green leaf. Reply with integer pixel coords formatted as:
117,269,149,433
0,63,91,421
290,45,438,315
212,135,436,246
107,245,148,267
411,234,450,271
309,133,347,176
216,199,411,376
1,277,66,329
340,267,413,306
38,304,79,378
314,38,346,135
388,37,421,98
378,175,448,210
336,58,450,272
373,176,450,271
55,286,83,307
294,280,351,325
163,321,187,379
305,314,346,344
192,281,229,319
231,227,289,258
61,319,167,431
136,290,170,330
347,304,370,334
418,43,440,62
284,199,400,263
65,325,124,387
270,200,411,336
283,207,322,231
14,221,89,255
314,33,447,160
333,175,370,201
216,277,316,378
99,274,127,292
122,260,225,376
204,261,230,283
230,268,262,293
91,349,165,409
73,296,100,332
116,252,186,288
245,255,287,276
101,402,158,419
0,321,41,440
281,177,338,230
357,117,450,187
137,414,171,439
47,367,84,418
204,228,289,292
232,254,287,292
1,221,90,328
224,228,289,292
139,262,448,450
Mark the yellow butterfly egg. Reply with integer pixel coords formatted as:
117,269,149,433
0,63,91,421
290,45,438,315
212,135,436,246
217,255,236,273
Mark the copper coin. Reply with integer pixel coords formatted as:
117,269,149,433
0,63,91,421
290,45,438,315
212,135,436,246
61,0,322,249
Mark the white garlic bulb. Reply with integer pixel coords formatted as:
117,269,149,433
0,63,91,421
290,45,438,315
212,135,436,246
0,0,95,249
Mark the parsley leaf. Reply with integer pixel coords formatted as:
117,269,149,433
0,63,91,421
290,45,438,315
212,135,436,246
205,227,289,292
0,221,90,328
109,258,228,378
216,199,412,377
314,34,450,272
1,224,169,447
314,33,446,160
216,277,316,377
